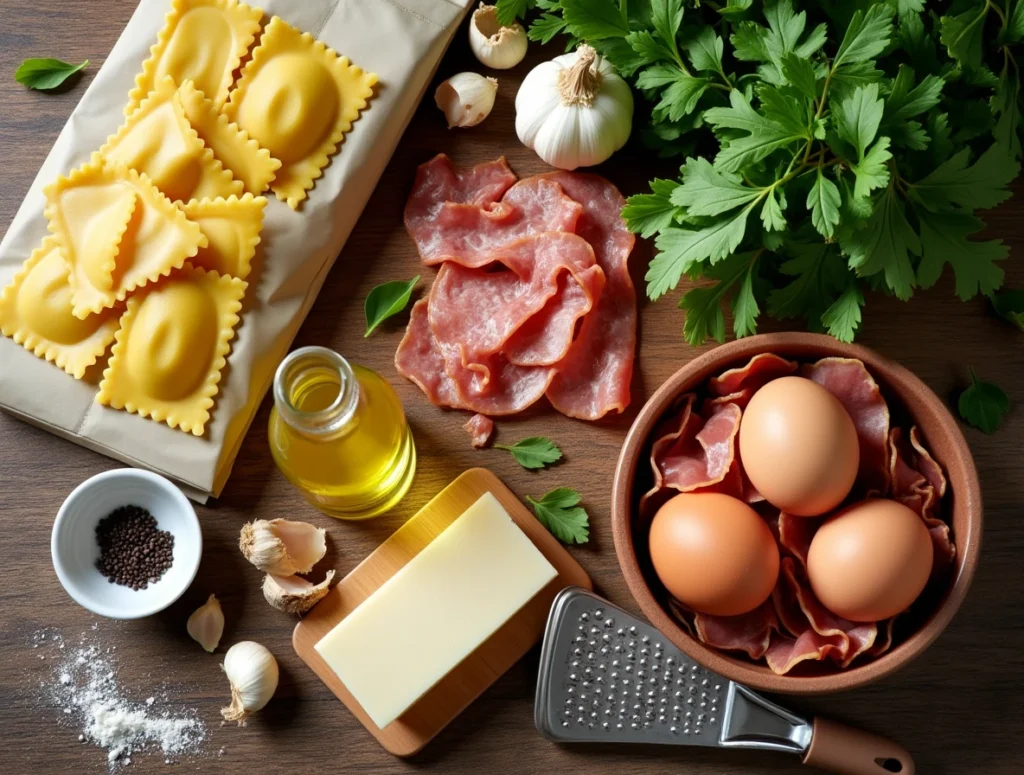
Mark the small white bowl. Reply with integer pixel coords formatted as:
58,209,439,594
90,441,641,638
51,468,202,619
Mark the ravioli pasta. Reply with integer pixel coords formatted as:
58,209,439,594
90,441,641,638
0,237,120,379
98,266,247,436
225,16,378,209
181,194,266,280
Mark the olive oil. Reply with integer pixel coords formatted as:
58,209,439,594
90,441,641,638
269,347,416,519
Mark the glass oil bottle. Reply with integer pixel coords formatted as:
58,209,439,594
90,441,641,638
268,346,416,519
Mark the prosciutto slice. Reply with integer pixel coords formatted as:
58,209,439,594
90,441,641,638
541,172,637,420
404,154,516,236
464,413,494,448
653,400,742,493
693,600,778,660
803,357,891,494
708,353,798,407
889,427,956,568
777,511,819,569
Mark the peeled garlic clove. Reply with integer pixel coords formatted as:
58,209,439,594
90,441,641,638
186,594,224,653
263,570,335,615
221,641,279,726
239,518,326,575
469,4,528,70
434,72,498,128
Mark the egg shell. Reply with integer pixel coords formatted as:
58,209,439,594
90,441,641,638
807,498,933,623
738,375,859,517
648,492,779,617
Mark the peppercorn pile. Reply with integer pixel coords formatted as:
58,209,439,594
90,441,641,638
95,505,175,589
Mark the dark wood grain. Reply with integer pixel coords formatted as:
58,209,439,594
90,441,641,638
1,2,1023,773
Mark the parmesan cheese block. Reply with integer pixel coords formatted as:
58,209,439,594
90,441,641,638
314,492,558,729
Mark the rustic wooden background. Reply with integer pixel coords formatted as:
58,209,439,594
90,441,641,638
2,1,1023,773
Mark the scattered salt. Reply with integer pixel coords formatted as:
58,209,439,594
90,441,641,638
146,697,155,706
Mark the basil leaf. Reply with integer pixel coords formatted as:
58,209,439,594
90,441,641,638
15,58,88,90
958,369,1010,434
363,276,420,337
495,437,563,469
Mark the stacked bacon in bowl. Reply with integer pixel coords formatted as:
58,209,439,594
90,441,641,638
395,155,636,424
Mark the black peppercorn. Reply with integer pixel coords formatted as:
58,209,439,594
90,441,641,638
95,505,174,590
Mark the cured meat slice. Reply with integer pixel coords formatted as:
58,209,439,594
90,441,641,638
708,353,798,406
405,153,515,218
777,512,819,569
889,427,956,568
909,426,947,496
867,617,897,658
802,357,891,494
693,600,778,659
657,403,742,493
413,178,583,266
428,233,604,393
765,629,847,675
464,413,494,448
541,172,637,420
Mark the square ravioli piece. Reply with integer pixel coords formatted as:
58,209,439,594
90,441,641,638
224,15,378,209
102,75,242,204
97,266,247,436
128,0,263,114
0,237,119,379
180,194,266,280
178,79,281,194
43,153,207,319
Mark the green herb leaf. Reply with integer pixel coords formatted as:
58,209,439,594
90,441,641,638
528,13,568,43
705,90,807,171
884,66,944,123
916,211,1007,300
653,72,711,121
760,188,787,232
833,5,895,70
15,57,88,90
768,242,847,327
679,251,758,344
807,169,842,239
527,488,590,544
670,158,761,216
851,137,892,199
939,1,989,70
834,83,885,159
561,0,629,39
363,276,420,337
718,0,753,16
684,27,725,74
648,211,751,300
623,179,680,238
908,144,1020,211
1008,0,1024,43
496,0,532,26
780,53,818,100
495,437,563,469
992,289,1024,330
821,282,864,342
843,187,919,300
651,0,685,59
958,369,1010,434
992,68,1022,159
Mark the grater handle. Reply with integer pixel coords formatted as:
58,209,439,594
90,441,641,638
802,717,915,775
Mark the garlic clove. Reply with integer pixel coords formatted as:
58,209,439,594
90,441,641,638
186,594,225,653
239,518,326,576
434,73,498,128
262,570,336,615
469,4,528,70
221,641,279,726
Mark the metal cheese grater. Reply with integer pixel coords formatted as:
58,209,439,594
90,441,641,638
535,588,916,775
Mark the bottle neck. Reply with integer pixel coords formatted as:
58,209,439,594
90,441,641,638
273,346,359,437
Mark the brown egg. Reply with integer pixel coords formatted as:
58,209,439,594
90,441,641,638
648,493,779,617
807,499,933,622
738,376,859,517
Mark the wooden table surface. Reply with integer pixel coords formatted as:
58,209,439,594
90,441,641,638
2,2,1023,773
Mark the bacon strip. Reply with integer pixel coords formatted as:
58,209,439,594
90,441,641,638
889,426,956,568
708,353,798,406
777,512,819,569
693,600,778,660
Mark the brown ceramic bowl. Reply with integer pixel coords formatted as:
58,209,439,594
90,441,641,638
612,333,982,694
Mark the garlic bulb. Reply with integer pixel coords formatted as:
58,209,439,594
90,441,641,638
186,594,224,653
239,518,326,576
469,4,528,70
221,641,279,725
263,570,335,614
435,72,498,128
515,44,634,170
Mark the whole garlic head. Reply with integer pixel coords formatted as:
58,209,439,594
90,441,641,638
239,519,326,576
515,44,634,170
221,641,279,726
435,72,498,128
263,570,335,614
469,4,528,70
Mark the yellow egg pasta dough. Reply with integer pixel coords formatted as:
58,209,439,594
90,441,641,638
102,76,242,204
128,0,263,115
180,194,265,280
224,16,378,209
0,237,120,379
44,154,207,319
178,80,281,195
97,266,247,436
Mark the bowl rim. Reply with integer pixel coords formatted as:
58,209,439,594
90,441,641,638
50,468,202,620
612,332,983,694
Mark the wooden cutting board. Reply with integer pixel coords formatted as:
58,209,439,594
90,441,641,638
292,467,592,757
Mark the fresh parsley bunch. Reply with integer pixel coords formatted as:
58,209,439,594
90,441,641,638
499,0,1024,343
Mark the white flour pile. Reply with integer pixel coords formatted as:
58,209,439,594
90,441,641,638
35,629,206,767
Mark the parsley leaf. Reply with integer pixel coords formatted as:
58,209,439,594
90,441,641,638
15,58,88,90
561,0,629,39
940,1,990,70
623,179,680,238
844,187,919,300
527,488,590,544
363,276,420,337
834,83,885,158
705,90,808,171
884,66,944,123
648,210,752,299
670,158,761,216
916,211,1007,300
680,251,760,343
958,369,1010,433
496,0,532,26
768,242,847,328
495,437,564,469
821,282,865,342
908,144,1020,211
852,137,893,199
807,168,842,239
992,289,1024,330
654,72,711,121
529,13,568,43
833,5,896,70
685,27,725,74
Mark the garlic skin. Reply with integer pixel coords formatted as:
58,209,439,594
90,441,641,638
186,594,224,653
469,4,528,70
515,44,634,170
221,641,279,726
263,570,335,614
239,519,326,576
435,73,498,128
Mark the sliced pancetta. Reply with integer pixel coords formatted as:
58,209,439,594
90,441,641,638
693,600,778,660
464,413,494,448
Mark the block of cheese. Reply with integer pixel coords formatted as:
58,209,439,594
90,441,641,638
314,492,558,729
